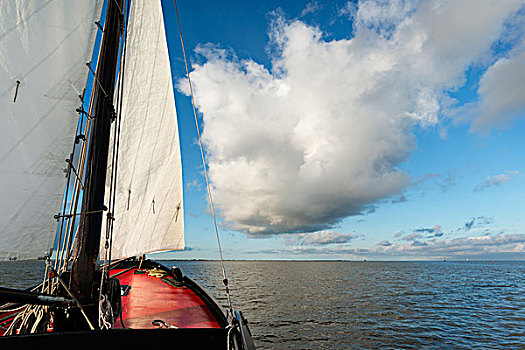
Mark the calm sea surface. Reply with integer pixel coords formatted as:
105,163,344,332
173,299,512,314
1,260,524,349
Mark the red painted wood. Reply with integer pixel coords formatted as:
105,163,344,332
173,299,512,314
110,268,220,329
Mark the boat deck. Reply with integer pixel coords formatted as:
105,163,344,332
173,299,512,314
111,267,221,329
0,261,255,349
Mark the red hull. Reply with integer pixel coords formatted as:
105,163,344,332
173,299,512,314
1,260,225,334
0,260,254,349
111,266,221,329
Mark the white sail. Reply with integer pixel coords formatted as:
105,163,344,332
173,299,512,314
103,0,184,259
0,0,103,260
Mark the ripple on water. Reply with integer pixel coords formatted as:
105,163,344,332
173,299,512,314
2,260,524,350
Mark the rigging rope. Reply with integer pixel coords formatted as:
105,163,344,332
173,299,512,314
102,0,127,289
7,2,127,335
173,0,234,317
53,6,106,278
8,10,107,335
99,0,130,329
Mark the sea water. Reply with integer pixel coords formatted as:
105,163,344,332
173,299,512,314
1,260,524,349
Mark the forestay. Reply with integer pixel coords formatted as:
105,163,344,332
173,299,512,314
0,0,103,260
103,0,184,259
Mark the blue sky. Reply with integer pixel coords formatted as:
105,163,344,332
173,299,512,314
154,0,525,261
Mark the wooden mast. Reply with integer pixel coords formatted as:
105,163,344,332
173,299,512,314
70,0,123,301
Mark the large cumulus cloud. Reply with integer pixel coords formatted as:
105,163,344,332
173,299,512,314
179,0,524,235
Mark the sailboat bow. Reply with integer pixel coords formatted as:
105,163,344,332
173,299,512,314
0,0,256,348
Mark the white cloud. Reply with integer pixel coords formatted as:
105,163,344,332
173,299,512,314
252,232,525,260
179,0,524,235
373,232,525,258
474,170,520,192
472,41,525,132
460,216,494,231
376,239,393,246
266,232,525,259
412,224,443,237
402,232,423,241
284,230,355,245
300,1,320,17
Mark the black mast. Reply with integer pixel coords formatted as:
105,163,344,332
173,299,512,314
70,0,123,301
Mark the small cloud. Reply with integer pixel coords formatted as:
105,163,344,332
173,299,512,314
288,246,369,255
437,175,456,193
410,172,457,193
464,217,476,231
412,224,443,238
376,240,393,246
474,171,519,192
186,178,202,191
300,1,320,17
411,173,441,187
284,230,355,246
413,228,433,233
470,41,525,132
245,249,282,255
394,231,405,238
398,224,444,242
338,1,357,20
459,216,494,231
391,195,407,204
413,224,442,234
402,233,423,241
